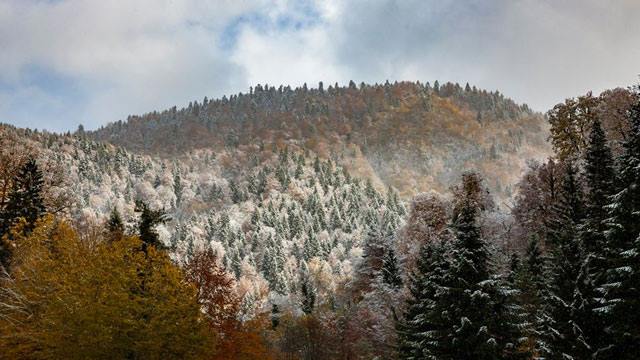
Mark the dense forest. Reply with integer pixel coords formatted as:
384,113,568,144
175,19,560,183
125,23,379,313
1,82,639,359
90,81,550,201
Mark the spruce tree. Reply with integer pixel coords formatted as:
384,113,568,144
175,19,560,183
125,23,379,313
0,158,46,268
173,167,183,207
400,173,524,359
105,207,125,241
382,246,402,289
134,201,168,252
300,262,316,315
1,158,46,234
582,119,615,254
354,224,385,291
512,238,548,357
598,97,640,358
543,161,589,359
578,118,616,356
398,240,449,360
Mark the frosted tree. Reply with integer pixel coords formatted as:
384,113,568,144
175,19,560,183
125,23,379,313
598,96,640,358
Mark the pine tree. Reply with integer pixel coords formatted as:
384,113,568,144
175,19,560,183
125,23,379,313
134,201,168,252
582,119,615,253
398,240,449,359
300,262,316,315
303,230,321,261
0,158,46,268
173,167,183,207
355,224,385,291
1,159,46,235
598,97,640,358
262,234,288,294
382,246,402,289
577,118,616,356
542,161,589,359
271,303,280,329
105,206,125,241
400,173,523,359
512,238,548,357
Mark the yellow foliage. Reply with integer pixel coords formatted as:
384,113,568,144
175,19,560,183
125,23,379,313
0,216,213,359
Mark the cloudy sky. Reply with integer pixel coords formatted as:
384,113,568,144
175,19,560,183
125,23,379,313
1,0,639,131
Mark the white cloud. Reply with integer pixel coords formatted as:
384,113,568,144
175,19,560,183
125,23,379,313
0,0,639,131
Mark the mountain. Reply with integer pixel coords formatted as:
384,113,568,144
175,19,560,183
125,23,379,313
89,81,551,203
2,73,637,359
0,80,551,318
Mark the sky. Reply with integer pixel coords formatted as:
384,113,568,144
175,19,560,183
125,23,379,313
1,0,639,132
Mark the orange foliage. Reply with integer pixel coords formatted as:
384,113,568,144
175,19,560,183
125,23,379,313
185,249,276,360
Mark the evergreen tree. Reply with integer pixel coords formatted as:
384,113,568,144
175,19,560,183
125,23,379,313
173,167,183,207
512,238,548,357
1,159,46,235
134,201,168,252
382,246,402,289
582,119,615,253
105,206,125,241
303,230,321,261
398,240,449,359
441,183,499,358
0,159,46,268
576,118,616,356
542,161,590,359
355,224,385,291
300,262,316,315
400,173,524,359
598,97,640,358
271,303,280,329
262,234,288,294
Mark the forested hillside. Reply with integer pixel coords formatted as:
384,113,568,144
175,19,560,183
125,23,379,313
90,81,550,202
1,83,639,359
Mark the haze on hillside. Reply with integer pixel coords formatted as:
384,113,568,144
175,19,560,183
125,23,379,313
1,0,639,131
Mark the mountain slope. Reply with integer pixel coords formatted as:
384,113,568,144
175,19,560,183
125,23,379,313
89,81,551,202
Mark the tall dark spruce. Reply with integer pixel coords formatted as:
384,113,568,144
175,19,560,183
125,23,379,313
399,173,525,359
542,161,588,359
0,158,46,269
134,200,168,252
398,240,449,360
579,118,616,357
599,96,640,358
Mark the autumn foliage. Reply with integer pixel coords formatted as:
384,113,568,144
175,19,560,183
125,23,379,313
184,248,275,360
0,216,213,359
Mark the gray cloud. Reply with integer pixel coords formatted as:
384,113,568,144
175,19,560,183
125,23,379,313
0,0,639,131
324,0,640,110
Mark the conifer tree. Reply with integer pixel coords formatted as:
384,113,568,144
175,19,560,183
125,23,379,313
576,118,616,356
355,224,385,290
303,230,321,261
512,238,548,357
1,158,46,235
398,240,449,359
0,158,46,268
300,262,316,315
598,96,640,358
400,173,524,359
542,161,590,359
105,206,125,241
382,246,402,289
582,119,615,254
134,201,168,252
173,167,183,207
